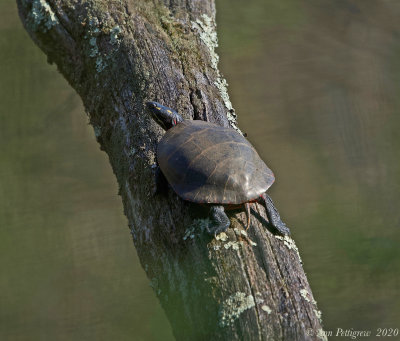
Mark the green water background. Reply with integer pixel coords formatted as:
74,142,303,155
1,0,399,339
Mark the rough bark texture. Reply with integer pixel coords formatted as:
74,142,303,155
16,0,326,340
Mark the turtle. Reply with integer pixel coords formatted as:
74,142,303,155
146,101,290,236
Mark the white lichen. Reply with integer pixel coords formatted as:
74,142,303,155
233,227,246,237
89,37,99,57
93,125,101,137
95,57,107,73
214,77,240,132
29,0,59,32
255,292,264,304
183,225,196,240
87,32,108,73
261,305,272,314
219,292,255,327
110,25,122,45
314,309,322,323
223,241,242,250
213,232,235,250
192,15,219,70
300,288,317,305
84,20,121,73
275,235,303,264
191,14,241,134
215,231,228,241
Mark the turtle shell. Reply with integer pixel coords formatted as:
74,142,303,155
157,120,275,204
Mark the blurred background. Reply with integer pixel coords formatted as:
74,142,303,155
1,0,399,340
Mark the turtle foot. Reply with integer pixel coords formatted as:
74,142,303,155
206,205,230,236
259,193,291,235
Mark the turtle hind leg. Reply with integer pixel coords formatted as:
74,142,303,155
258,193,291,235
206,205,230,236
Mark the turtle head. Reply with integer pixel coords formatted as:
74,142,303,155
146,101,184,130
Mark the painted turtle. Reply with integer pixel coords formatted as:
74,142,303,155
146,101,290,236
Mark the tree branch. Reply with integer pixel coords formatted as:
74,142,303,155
17,0,326,339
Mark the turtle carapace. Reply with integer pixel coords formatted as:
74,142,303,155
146,101,290,236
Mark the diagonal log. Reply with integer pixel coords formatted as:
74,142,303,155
16,0,326,339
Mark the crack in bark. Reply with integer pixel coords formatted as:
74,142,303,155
239,238,263,340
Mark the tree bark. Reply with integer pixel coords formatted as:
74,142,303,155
16,0,326,339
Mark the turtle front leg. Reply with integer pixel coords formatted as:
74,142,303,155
258,193,291,235
206,205,230,236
